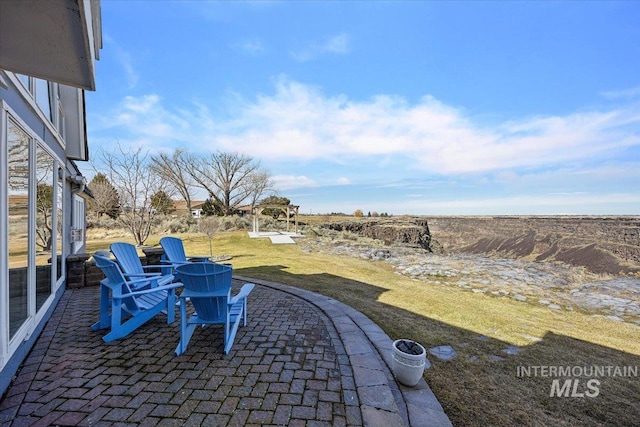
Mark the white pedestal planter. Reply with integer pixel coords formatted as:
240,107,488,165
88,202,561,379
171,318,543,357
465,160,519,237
391,339,427,387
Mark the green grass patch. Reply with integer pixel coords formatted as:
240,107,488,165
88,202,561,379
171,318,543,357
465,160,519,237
87,229,640,426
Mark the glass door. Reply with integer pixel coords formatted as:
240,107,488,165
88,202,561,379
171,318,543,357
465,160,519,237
7,118,30,339
35,145,56,311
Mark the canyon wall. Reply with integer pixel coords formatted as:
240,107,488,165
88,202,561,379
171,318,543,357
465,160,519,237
426,216,640,275
322,218,432,250
318,216,640,275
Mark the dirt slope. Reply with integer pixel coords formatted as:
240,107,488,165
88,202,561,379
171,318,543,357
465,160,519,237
427,216,640,275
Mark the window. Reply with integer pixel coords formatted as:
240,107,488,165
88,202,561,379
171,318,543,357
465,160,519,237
35,145,56,311
13,75,61,137
54,84,65,139
4,112,64,344
34,79,52,123
16,74,32,93
72,195,85,254
7,117,30,339
57,102,65,139
56,168,63,280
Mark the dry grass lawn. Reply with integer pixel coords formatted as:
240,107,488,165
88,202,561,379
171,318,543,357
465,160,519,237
87,229,640,426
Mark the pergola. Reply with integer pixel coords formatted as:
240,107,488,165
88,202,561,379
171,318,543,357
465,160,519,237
252,204,300,234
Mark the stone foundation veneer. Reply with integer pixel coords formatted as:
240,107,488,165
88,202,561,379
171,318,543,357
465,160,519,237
141,246,165,266
66,246,166,289
66,253,92,289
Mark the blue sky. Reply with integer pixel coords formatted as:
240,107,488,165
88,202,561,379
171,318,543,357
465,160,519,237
85,1,640,215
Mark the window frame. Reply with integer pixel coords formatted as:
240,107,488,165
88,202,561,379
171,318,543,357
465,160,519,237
8,74,66,149
1,102,66,369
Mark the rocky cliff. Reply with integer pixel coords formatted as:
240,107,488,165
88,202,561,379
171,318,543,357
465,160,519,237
319,216,640,275
426,216,640,275
322,218,432,250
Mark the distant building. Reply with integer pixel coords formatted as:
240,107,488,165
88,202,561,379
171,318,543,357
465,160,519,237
172,200,207,219
0,0,102,395
191,201,206,219
171,200,252,219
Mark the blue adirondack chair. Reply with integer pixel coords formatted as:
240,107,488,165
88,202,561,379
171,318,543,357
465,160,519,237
174,262,255,355
160,236,211,266
91,255,182,342
111,242,175,288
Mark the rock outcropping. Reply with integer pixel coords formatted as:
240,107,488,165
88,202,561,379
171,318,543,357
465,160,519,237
318,216,640,275
322,218,432,250
426,216,640,275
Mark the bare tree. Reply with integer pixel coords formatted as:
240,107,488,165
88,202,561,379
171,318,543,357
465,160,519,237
7,121,30,192
198,216,222,257
94,144,166,246
150,149,195,211
184,151,272,215
34,147,55,251
245,168,274,209
35,184,54,251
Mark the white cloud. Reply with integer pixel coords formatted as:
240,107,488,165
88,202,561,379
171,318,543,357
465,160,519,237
291,33,351,62
272,174,317,191
337,177,351,185
391,192,640,215
600,86,640,99
88,78,640,179
90,94,204,152
493,171,519,183
324,33,350,54
213,78,640,174
104,34,139,89
234,39,266,55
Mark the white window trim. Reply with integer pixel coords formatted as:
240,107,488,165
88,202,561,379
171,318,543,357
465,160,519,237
72,194,86,254
4,73,66,150
0,72,8,90
0,101,9,368
32,141,62,329
57,166,66,282
57,99,66,140
1,102,66,370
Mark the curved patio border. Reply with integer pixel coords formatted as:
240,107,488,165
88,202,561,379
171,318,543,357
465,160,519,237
235,275,452,427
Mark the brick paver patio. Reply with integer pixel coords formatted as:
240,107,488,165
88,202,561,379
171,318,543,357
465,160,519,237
0,277,451,426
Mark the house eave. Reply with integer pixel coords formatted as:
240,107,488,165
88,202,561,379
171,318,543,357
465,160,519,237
0,0,102,90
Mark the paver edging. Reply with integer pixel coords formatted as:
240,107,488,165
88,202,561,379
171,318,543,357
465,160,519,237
234,274,452,427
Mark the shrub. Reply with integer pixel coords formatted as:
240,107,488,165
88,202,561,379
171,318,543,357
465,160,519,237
341,231,358,241
153,214,196,234
233,215,251,230
221,216,235,231
87,215,119,230
166,219,189,233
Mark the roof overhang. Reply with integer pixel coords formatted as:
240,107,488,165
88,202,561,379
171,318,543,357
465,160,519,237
0,0,102,90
